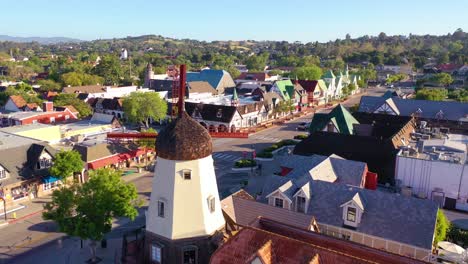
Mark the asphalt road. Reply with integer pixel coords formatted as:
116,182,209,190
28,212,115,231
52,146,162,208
1,87,386,263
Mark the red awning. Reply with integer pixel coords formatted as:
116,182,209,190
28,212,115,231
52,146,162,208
88,149,149,170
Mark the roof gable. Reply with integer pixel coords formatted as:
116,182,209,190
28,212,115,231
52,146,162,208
309,105,359,134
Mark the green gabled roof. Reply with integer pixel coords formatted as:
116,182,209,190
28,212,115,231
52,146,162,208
317,80,328,92
322,70,335,79
232,87,239,101
274,79,294,100
309,104,359,135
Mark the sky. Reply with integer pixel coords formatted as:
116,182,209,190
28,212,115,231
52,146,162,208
2,0,467,42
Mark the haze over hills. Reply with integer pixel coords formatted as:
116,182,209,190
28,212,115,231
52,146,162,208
0,35,82,44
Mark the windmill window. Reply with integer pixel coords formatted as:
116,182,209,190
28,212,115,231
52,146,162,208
158,201,165,218
207,196,215,213
183,170,191,180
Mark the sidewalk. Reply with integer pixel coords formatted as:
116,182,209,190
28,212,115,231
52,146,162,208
0,169,152,229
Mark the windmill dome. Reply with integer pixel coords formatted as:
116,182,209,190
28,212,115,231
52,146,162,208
156,112,212,161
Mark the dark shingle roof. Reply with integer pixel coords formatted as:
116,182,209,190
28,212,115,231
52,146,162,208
358,96,468,122
293,132,398,182
0,143,57,186
184,102,238,123
307,181,438,250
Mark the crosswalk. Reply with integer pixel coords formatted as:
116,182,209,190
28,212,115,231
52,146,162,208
249,134,282,143
212,152,242,162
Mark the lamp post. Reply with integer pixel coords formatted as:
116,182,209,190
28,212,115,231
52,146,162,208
0,197,6,221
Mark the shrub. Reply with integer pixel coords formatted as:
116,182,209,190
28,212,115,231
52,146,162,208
447,225,468,247
257,152,273,158
294,134,308,140
434,210,450,245
234,159,257,168
278,139,298,147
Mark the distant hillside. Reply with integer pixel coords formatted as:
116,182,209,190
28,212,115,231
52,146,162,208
0,35,82,44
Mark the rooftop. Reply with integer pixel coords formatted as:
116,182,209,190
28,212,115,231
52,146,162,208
0,131,41,150
258,179,438,250
400,133,467,164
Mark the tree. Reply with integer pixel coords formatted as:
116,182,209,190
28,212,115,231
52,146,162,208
93,54,123,85
53,93,93,117
434,210,450,245
123,92,168,128
245,52,269,72
386,74,407,84
415,88,448,101
49,150,83,181
61,72,103,87
37,79,61,92
430,73,453,86
43,168,140,262
290,65,323,80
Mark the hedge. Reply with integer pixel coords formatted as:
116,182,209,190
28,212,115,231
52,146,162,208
294,134,308,140
256,139,298,159
234,159,257,168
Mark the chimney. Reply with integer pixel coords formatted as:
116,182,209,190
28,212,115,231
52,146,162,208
43,101,53,112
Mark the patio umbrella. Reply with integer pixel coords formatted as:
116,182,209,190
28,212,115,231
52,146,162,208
438,241,466,255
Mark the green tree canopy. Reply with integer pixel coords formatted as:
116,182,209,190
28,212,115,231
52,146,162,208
43,168,140,261
415,88,448,101
386,73,407,84
290,65,323,80
430,73,453,86
49,150,83,180
123,92,168,128
92,54,123,85
61,72,104,87
245,52,269,72
37,79,61,92
53,93,93,117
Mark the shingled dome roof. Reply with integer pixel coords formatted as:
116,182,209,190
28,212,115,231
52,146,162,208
156,111,212,161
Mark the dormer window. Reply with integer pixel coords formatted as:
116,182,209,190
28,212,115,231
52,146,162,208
296,196,306,213
347,207,356,222
340,192,365,228
274,198,284,208
216,109,222,118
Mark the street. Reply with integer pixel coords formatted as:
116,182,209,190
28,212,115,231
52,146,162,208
0,87,386,263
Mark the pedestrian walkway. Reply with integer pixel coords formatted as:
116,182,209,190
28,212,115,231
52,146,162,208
0,196,50,227
249,134,282,142
212,152,241,162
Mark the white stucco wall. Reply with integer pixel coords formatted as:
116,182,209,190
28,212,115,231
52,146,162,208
146,155,225,240
395,154,468,201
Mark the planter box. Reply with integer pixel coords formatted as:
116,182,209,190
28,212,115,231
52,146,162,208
255,157,274,161
232,166,258,172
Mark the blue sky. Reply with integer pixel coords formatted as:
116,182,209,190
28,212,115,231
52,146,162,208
2,0,467,42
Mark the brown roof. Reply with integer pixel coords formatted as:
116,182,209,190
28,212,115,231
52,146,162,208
211,217,428,264
188,81,217,95
73,142,138,162
26,103,39,110
156,111,212,161
62,85,105,94
237,72,270,81
9,95,27,108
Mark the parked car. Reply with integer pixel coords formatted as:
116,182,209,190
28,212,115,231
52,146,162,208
296,122,310,131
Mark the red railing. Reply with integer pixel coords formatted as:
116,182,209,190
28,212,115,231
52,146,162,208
107,132,157,139
209,132,249,138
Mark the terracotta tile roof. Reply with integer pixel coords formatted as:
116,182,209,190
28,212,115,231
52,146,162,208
211,218,427,264
26,103,39,110
9,95,27,108
237,72,270,81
